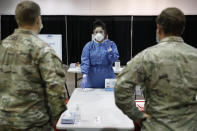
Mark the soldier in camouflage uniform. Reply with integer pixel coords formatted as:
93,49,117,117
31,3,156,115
115,7,197,131
0,1,67,131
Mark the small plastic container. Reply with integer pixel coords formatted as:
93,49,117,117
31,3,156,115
115,60,120,71
70,63,76,68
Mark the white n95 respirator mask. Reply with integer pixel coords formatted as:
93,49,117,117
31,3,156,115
95,33,104,42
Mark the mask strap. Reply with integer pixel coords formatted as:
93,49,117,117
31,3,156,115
91,34,94,41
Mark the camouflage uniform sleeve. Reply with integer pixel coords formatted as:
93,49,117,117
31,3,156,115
114,52,146,121
38,46,67,125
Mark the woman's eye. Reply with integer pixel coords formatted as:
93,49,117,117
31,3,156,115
94,31,104,34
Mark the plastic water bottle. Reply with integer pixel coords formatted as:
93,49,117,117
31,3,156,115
74,104,81,123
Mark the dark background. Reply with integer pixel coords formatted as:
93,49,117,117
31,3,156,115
1,15,197,65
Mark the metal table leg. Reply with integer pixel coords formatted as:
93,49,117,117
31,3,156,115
75,73,77,88
65,83,70,99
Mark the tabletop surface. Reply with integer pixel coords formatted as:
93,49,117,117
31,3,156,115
56,88,134,130
67,66,124,73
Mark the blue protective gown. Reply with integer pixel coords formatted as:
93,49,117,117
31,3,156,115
81,39,119,88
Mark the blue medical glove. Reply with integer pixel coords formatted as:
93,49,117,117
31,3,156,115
104,43,112,52
80,74,87,89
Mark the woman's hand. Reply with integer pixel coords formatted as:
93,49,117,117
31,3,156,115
80,74,87,88
104,43,112,52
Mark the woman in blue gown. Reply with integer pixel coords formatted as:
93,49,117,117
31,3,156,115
80,20,119,88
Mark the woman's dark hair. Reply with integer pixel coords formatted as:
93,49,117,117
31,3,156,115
93,19,107,33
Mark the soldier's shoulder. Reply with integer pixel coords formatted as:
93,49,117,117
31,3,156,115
32,36,50,49
182,42,197,52
30,35,56,55
1,33,16,43
131,44,162,64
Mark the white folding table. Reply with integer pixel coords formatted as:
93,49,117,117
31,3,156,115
56,88,134,131
67,67,124,88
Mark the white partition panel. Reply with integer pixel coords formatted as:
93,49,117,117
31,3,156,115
38,34,62,60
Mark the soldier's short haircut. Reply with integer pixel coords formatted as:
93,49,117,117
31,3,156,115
15,1,41,26
156,7,185,36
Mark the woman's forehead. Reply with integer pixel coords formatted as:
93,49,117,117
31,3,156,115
94,27,104,32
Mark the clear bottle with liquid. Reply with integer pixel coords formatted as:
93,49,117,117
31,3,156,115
115,60,120,71
74,104,81,123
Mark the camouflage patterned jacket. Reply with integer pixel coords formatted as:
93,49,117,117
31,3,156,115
0,29,67,129
115,36,197,131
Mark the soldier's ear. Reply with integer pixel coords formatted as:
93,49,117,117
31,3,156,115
157,24,162,35
35,16,40,25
